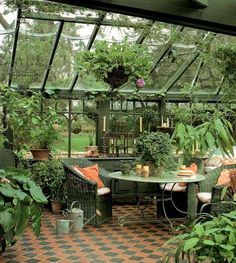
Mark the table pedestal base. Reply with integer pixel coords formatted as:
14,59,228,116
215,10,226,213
117,184,192,232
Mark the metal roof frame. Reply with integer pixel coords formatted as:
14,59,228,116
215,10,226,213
1,1,233,102
48,0,236,36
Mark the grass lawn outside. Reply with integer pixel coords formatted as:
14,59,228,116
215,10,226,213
54,132,95,152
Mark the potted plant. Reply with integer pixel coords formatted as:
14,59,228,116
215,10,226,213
29,110,60,160
164,209,236,263
0,167,47,254
171,112,235,159
84,134,99,157
30,158,65,212
1,86,59,159
76,38,153,89
136,131,177,174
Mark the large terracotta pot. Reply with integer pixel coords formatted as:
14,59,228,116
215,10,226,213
30,149,51,160
50,200,63,213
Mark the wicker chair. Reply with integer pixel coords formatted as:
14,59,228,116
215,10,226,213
198,164,236,216
61,158,112,225
0,149,18,168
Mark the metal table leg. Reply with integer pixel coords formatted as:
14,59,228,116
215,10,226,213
156,183,193,232
117,194,157,226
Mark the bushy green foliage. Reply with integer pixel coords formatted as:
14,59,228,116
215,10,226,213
30,159,65,201
136,131,177,170
171,113,235,157
76,39,153,86
0,168,47,253
214,45,236,100
165,209,236,263
1,87,60,153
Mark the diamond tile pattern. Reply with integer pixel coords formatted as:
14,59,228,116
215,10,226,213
1,204,176,263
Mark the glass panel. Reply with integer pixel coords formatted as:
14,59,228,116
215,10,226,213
10,18,58,89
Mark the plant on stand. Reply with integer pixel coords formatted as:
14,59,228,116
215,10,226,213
1,86,59,159
76,38,153,89
136,131,177,175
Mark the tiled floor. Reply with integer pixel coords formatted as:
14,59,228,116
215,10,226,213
1,204,179,263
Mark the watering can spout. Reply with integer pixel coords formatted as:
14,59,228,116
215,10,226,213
83,209,102,227
67,201,102,231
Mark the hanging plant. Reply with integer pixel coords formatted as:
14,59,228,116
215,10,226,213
76,38,153,89
214,45,236,100
71,121,82,134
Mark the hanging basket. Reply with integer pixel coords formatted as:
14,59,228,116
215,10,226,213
72,127,82,134
104,66,129,89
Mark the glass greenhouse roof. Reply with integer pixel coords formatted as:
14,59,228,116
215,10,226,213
0,0,236,102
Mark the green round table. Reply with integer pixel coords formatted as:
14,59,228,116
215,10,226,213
109,171,205,230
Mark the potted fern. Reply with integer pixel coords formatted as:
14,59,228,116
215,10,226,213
76,39,153,89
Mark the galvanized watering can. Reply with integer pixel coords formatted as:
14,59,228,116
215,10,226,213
65,201,102,232
52,212,73,235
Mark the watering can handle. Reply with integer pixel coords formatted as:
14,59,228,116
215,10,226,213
62,210,70,220
71,201,80,210
50,209,65,228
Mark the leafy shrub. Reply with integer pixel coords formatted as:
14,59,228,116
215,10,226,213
0,168,47,253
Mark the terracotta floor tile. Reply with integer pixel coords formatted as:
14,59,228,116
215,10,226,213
0,204,179,263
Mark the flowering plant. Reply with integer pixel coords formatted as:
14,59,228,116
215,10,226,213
76,39,153,88
136,78,146,88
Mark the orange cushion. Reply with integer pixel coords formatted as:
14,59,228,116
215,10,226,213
217,169,230,186
73,164,104,188
229,169,236,193
222,158,236,165
189,163,198,173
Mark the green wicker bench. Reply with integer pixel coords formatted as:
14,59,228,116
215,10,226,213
61,158,112,225
198,164,236,216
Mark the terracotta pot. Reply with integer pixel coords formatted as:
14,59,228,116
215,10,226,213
84,146,99,157
31,149,51,160
51,200,63,213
